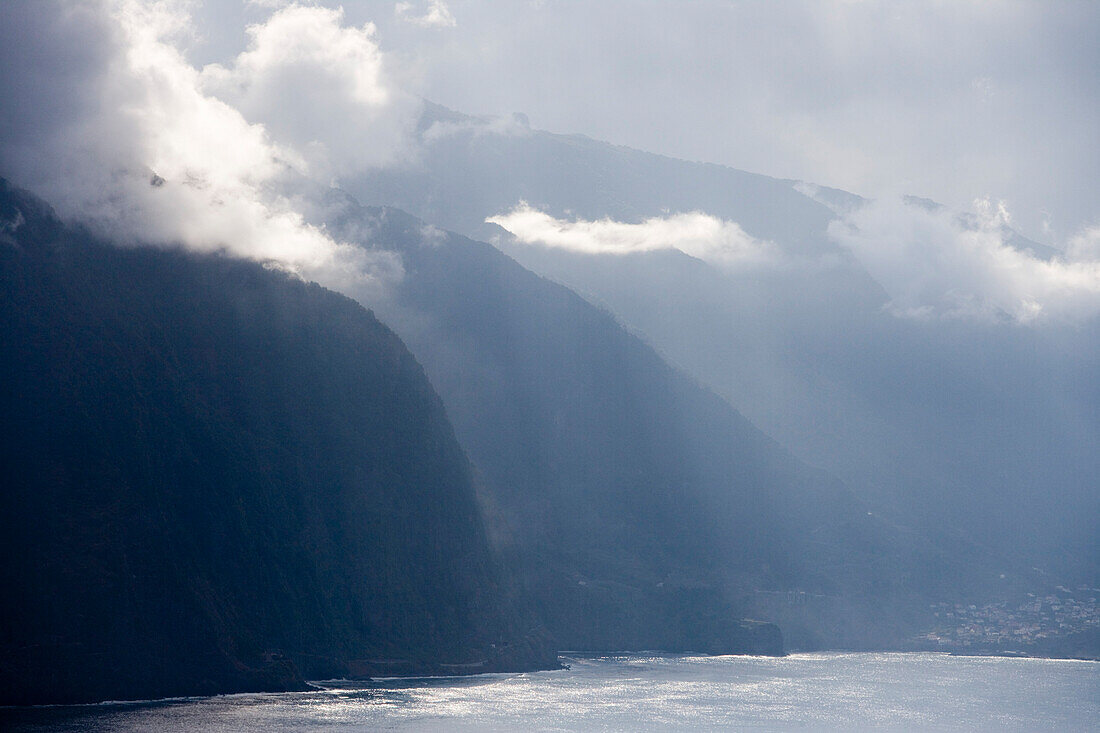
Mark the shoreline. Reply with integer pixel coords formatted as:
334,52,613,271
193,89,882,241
4,649,1096,710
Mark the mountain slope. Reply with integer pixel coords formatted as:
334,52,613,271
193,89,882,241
327,198,962,653
0,180,555,706
352,103,842,257
494,242,1100,579
347,105,1098,589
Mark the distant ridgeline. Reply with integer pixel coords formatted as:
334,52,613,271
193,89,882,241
327,198,958,656
349,103,1098,598
0,180,556,706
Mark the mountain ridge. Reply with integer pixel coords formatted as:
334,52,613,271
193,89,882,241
323,196,964,652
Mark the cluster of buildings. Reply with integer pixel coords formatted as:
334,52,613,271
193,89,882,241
918,586,1099,650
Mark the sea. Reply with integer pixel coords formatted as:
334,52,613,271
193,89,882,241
2,652,1097,731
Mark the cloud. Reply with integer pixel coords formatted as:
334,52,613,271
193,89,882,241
394,1,456,29
0,208,24,246
202,3,420,178
1067,225,1100,262
380,1,1098,245
0,0,408,294
422,112,531,143
487,202,776,267
828,197,1100,323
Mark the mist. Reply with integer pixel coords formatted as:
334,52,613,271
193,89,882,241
347,101,1100,588
1,0,1097,713
4,0,1094,587
0,0,412,292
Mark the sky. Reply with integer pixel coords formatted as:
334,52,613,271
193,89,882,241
0,0,1096,259
178,0,1099,246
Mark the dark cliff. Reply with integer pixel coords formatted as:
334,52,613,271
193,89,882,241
0,180,555,706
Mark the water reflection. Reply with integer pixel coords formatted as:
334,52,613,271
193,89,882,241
2,653,1097,731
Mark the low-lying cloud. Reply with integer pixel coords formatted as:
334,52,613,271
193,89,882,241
487,203,776,268
422,112,532,144
0,0,413,293
829,197,1100,323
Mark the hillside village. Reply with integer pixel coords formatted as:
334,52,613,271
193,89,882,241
918,587,1100,654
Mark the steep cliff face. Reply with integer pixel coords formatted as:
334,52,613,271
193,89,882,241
0,180,555,706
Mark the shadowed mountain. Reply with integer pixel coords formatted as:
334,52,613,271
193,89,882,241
0,180,556,706
346,105,1098,591
489,241,1100,585
326,197,973,654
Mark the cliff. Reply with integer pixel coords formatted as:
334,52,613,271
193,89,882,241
0,180,556,705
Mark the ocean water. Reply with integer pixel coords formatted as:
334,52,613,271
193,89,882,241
3,652,1097,731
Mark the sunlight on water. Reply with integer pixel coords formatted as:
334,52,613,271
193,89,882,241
3,653,1097,731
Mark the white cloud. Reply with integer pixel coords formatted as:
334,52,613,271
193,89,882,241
0,208,24,246
1066,225,1100,262
487,202,775,268
828,197,1100,323
418,223,448,246
388,1,1097,245
422,112,531,143
0,0,408,294
394,1,456,28
202,3,420,179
